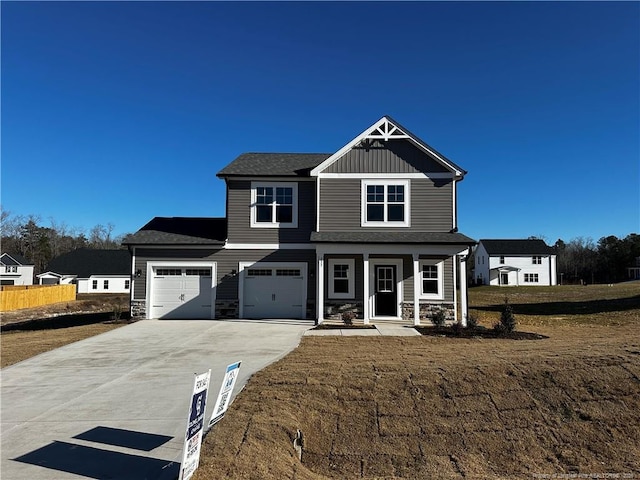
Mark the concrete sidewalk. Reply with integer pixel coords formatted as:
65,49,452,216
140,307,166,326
1,318,312,480
304,323,421,336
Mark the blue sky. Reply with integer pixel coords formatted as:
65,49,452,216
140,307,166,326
2,1,638,244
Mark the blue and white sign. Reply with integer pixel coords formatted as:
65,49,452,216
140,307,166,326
209,361,242,427
180,370,211,480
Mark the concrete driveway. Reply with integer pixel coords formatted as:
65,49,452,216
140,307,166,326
1,318,312,480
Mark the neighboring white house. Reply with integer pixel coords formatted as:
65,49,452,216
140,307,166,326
474,239,557,286
0,253,34,286
37,249,131,294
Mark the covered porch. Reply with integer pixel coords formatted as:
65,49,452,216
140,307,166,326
312,233,475,326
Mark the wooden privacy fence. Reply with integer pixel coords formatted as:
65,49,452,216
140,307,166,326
0,285,76,312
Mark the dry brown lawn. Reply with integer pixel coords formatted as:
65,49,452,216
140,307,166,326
195,283,640,479
0,293,130,368
0,322,126,368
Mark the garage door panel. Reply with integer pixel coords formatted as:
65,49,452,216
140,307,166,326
151,266,213,319
242,265,305,319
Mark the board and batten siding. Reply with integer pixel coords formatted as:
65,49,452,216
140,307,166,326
132,247,316,301
324,140,450,174
319,178,453,232
226,179,316,244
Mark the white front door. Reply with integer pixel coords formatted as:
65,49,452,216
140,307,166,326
151,266,214,319
241,264,306,319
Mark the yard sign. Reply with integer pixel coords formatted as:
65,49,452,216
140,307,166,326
209,361,242,427
180,370,211,480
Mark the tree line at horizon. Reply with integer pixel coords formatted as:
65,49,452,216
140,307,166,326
1,210,639,283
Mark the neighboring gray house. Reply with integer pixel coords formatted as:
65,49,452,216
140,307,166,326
473,239,558,286
124,116,476,324
0,253,34,286
38,249,131,293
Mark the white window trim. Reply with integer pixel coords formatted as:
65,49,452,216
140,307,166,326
419,259,444,300
361,179,410,227
328,258,355,299
250,181,298,228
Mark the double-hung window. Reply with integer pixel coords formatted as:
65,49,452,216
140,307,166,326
532,256,542,265
251,182,298,228
328,259,354,299
419,260,443,299
361,180,409,227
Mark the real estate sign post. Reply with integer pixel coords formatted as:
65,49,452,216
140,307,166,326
180,370,211,480
209,361,242,427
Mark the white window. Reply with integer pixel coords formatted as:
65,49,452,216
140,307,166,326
92,280,98,290
532,256,542,264
125,280,130,290
361,180,410,227
328,259,355,299
419,260,444,299
250,182,298,228
499,256,505,264
524,273,539,283
5,265,17,273
103,280,109,290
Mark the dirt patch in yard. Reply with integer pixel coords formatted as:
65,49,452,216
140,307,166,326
196,325,640,479
0,293,130,326
0,293,132,367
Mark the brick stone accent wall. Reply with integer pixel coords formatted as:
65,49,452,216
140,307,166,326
324,300,364,321
130,300,146,319
402,302,456,325
216,300,239,319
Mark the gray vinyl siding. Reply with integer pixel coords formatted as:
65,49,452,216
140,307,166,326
322,255,455,304
226,179,315,244
319,178,453,232
324,255,364,302
132,247,315,301
133,248,220,300
324,139,450,174
401,256,454,303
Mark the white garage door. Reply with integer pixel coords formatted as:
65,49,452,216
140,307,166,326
151,267,213,319
242,265,305,319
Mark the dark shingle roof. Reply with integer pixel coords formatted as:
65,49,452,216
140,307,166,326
45,249,130,278
479,239,555,255
123,217,227,245
311,231,476,245
217,153,331,177
0,253,33,266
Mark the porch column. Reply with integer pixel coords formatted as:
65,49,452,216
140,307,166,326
317,254,324,324
459,251,469,327
363,254,370,324
413,253,420,325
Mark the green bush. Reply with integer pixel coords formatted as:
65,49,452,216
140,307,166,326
432,308,447,327
467,313,480,329
494,297,516,334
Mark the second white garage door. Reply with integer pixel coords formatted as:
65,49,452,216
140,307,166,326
241,263,306,319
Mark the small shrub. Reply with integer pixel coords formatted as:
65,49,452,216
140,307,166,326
494,297,516,334
111,302,123,321
467,313,480,329
432,308,447,327
341,311,355,326
451,320,464,335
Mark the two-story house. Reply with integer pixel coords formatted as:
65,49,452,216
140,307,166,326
0,253,34,286
124,116,476,325
473,239,558,286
